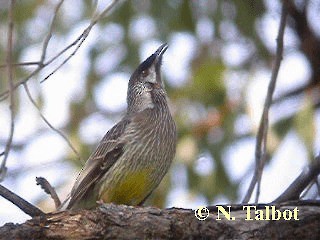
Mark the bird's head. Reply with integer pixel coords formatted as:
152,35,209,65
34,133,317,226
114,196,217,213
127,43,168,113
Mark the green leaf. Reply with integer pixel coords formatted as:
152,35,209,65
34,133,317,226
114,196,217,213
273,116,294,138
189,60,227,106
293,96,315,158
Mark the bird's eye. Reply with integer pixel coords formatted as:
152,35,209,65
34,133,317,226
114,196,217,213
142,70,149,77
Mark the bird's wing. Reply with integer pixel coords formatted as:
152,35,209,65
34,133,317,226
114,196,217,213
66,118,130,209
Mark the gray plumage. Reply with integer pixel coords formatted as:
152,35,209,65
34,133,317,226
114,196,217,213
63,44,176,210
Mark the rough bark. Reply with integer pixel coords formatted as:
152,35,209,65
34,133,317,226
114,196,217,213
0,203,319,239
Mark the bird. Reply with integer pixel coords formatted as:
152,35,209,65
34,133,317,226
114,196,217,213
61,43,177,210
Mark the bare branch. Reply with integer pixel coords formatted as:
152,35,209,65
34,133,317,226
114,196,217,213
0,184,44,217
0,203,319,239
0,66,40,102
0,0,120,165
0,0,65,102
0,61,41,68
273,153,320,203
23,83,81,160
243,5,288,203
40,0,65,64
40,0,121,84
40,25,92,84
0,0,121,101
6,159,65,180
1,0,16,181
316,179,320,196
36,176,61,209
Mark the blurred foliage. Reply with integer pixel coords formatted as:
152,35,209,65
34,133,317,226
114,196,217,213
0,0,319,211
189,59,226,106
294,96,316,160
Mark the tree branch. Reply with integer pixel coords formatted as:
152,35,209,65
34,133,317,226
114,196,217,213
0,0,16,181
39,0,65,64
0,203,319,239
0,0,121,101
0,61,42,68
273,153,320,203
36,177,61,209
39,0,121,84
23,83,80,160
0,184,44,217
243,4,288,203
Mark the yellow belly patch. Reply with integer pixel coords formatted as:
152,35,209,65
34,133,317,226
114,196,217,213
100,169,151,205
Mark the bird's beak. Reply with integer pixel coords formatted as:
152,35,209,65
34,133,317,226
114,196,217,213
154,43,168,67
152,44,168,88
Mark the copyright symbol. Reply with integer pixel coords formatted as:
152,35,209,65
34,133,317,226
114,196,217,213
195,206,209,220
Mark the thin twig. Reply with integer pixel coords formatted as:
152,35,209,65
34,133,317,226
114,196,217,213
0,0,64,101
273,153,320,203
0,61,42,68
40,0,121,84
316,178,320,195
0,0,121,101
40,0,65,64
0,184,44,217
0,65,40,102
23,83,80,160
0,0,121,163
300,179,316,199
6,159,65,179
0,0,16,181
40,26,92,84
242,5,288,203
0,0,64,102
36,176,61,209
